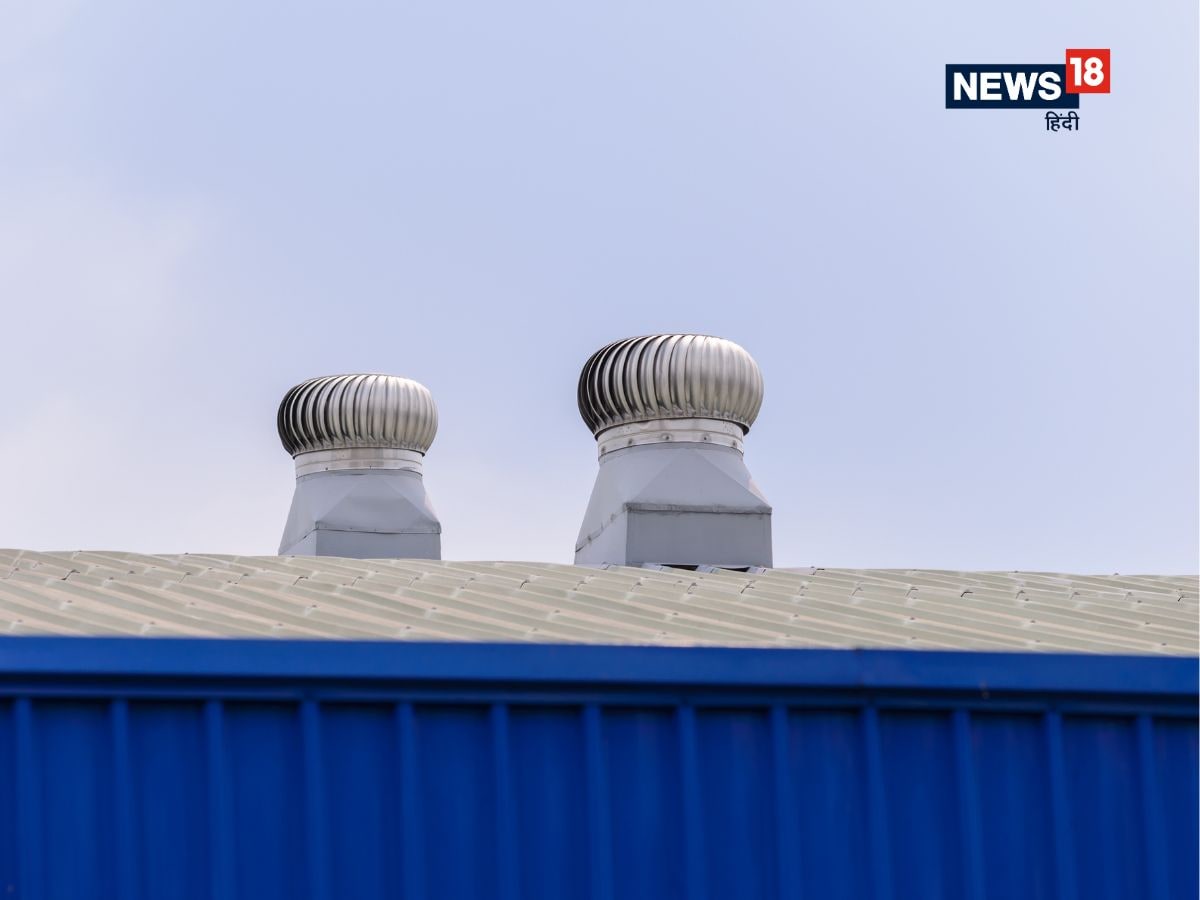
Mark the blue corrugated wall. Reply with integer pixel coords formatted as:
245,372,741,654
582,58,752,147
0,639,1194,900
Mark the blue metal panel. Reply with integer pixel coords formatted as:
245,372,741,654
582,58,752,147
319,703,400,898
785,708,869,897
0,638,1194,900
971,713,1056,898
1152,717,1200,900
509,706,588,898
130,702,208,900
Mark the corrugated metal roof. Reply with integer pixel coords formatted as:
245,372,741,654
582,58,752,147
0,550,1195,654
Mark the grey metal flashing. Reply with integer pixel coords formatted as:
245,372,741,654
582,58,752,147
279,469,440,559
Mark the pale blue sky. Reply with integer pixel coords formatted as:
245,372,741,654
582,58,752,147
1,0,1196,571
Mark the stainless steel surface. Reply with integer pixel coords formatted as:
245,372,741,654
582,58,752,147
594,418,745,457
293,447,425,477
577,334,764,437
277,373,438,457
1,550,1195,654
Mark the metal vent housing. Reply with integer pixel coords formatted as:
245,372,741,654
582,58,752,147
277,374,437,457
577,334,764,437
574,334,772,568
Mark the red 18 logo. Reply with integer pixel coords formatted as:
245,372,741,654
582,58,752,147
1065,49,1110,93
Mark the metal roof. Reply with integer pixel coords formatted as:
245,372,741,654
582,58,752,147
0,550,1195,654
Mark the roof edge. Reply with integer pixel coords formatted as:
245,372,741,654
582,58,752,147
0,637,1193,699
